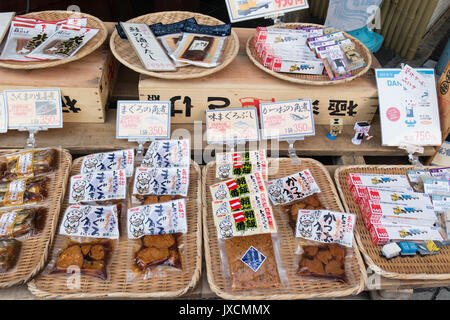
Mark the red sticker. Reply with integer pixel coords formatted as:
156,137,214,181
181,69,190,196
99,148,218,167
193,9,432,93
386,107,401,122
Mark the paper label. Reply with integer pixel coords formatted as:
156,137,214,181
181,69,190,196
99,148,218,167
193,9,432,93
431,194,450,212
133,167,189,197
407,169,432,183
59,205,119,239
295,210,356,247
206,108,260,144
267,169,320,205
260,99,315,139
68,170,127,203
0,211,17,237
210,172,266,201
225,0,309,23
141,139,190,168
16,151,34,175
127,199,187,239
117,100,170,140
423,178,450,195
429,167,450,180
212,192,271,214
5,89,62,129
0,93,7,133
216,150,267,164
81,149,135,177
240,246,266,272
347,173,412,190
364,188,433,207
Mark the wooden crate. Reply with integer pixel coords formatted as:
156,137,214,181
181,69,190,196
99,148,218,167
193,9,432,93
139,28,379,125
0,43,118,123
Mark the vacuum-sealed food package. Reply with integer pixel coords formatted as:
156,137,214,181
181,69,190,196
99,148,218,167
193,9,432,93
210,172,266,201
0,239,21,273
0,207,46,239
287,193,326,230
81,149,135,177
132,167,189,198
0,176,49,208
141,139,190,168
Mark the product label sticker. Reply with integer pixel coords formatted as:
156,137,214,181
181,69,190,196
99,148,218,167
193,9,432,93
210,172,266,201
267,169,320,205
59,205,119,239
260,99,315,139
5,89,62,129
429,167,450,180
116,100,171,140
407,169,432,183
225,0,309,23
81,149,135,177
206,107,260,144
68,170,127,204
216,150,267,164
423,178,450,195
0,93,7,133
431,194,450,212
240,246,266,272
212,192,271,214
215,160,268,180
295,210,356,247
0,211,17,237
16,151,34,175
127,199,187,239
141,139,190,168
133,166,189,197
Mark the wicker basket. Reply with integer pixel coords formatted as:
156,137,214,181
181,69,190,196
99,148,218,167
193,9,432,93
28,158,202,298
109,11,239,80
203,158,366,300
0,10,108,70
246,23,373,86
335,165,450,280
0,148,72,288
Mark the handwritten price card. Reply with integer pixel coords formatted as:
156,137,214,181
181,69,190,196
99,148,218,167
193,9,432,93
206,107,260,144
225,0,309,23
117,101,171,140
0,93,6,133
260,99,315,140
5,89,62,129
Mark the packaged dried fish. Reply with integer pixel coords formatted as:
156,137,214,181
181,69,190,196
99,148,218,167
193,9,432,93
0,207,46,239
0,239,21,273
0,176,49,208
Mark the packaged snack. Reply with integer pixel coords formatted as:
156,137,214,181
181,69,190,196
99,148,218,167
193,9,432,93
210,172,266,201
369,224,445,245
127,199,187,238
423,178,450,195
215,150,268,180
0,176,49,208
398,241,418,256
141,139,190,168
212,192,270,213
68,170,127,204
215,150,267,164
297,243,349,282
134,194,182,206
0,148,57,182
287,194,325,230
363,188,433,207
0,239,21,272
407,169,432,192
0,207,46,239
267,170,320,206
351,185,415,203
26,24,99,60
296,210,356,248
347,173,413,191
81,149,134,177
223,234,282,291
132,167,189,198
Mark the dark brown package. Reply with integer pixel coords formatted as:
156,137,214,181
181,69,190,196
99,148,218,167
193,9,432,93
0,239,22,273
180,36,214,61
224,234,281,291
286,193,325,230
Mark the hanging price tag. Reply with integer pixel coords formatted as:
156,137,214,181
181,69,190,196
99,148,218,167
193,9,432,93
5,89,62,129
224,0,309,23
397,65,427,92
260,99,315,140
0,92,7,133
206,107,260,144
116,100,171,140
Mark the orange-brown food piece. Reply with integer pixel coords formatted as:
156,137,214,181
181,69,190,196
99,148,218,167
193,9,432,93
303,246,318,257
136,247,170,269
81,245,91,256
88,245,105,261
325,259,345,275
316,249,332,264
158,195,172,203
142,234,176,249
56,245,83,269
299,257,325,275
143,195,159,205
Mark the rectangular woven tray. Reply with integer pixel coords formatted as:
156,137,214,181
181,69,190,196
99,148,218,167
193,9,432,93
28,157,202,298
0,148,72,288
335,165,450,280
203,158,366,300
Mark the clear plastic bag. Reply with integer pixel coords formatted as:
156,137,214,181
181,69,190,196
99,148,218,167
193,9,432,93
0,175,50,208
0,207,46,239
284,193,326,231
0,238,22,273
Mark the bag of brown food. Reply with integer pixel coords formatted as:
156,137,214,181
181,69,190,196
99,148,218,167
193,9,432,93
0,238,22,273
286,193,326,231
0,176,49,208
0,207,46,239
222,233,286,291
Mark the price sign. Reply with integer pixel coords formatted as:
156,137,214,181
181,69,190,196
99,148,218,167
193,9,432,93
5,89,62,129
260,99,315,140
206,107,260,144
224,0,309,23
0,93,7,133
116,100,170,140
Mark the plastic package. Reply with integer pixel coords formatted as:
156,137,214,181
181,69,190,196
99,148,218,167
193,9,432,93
0,207,46,239
132,167,189,199
210,172,266,201
215,150,268,180
0,176,49,208
0,239,21,272
81,149,135,177
286,193,325,230
322,46,351,81
141,139,190,168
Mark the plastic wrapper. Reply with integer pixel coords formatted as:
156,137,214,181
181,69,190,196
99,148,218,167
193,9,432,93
132,167,189,199
0,176,49,208
286,193,326,230
322,46,351,81
0,238,21,273
0,207,46,239
210,172,266,201
81,149,134,177
141,139,190,168
407,169,431,193
0,148,58,182
337,38,366,71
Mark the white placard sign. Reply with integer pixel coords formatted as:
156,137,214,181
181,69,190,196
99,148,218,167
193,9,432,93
0,12,14,45
5,89,62,129
0,93,7,133
116,100,171,140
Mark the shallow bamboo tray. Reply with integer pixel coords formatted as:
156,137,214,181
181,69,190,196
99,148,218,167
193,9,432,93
0,148,72,288
110,11,239,80
203,158,366,300
0,10,108,70
335,165,450,280
246,23,372,86
28,157,202,298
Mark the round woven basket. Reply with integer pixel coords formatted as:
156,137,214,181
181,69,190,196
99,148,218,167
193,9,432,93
246,23,373,86
0,10,108,70
109,11,240,80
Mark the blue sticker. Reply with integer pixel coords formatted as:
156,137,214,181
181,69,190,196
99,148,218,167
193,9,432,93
240,246,266,272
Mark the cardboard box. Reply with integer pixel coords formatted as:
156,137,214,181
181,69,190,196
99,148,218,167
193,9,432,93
0,44,118,123
139,28,379,125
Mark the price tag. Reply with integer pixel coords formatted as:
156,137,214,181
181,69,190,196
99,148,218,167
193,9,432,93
206,107,260,144
225,0,309,23
5,89,62,129
0,93,7,133
397,65,427,92
116,100,171,140
260,99,315,140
